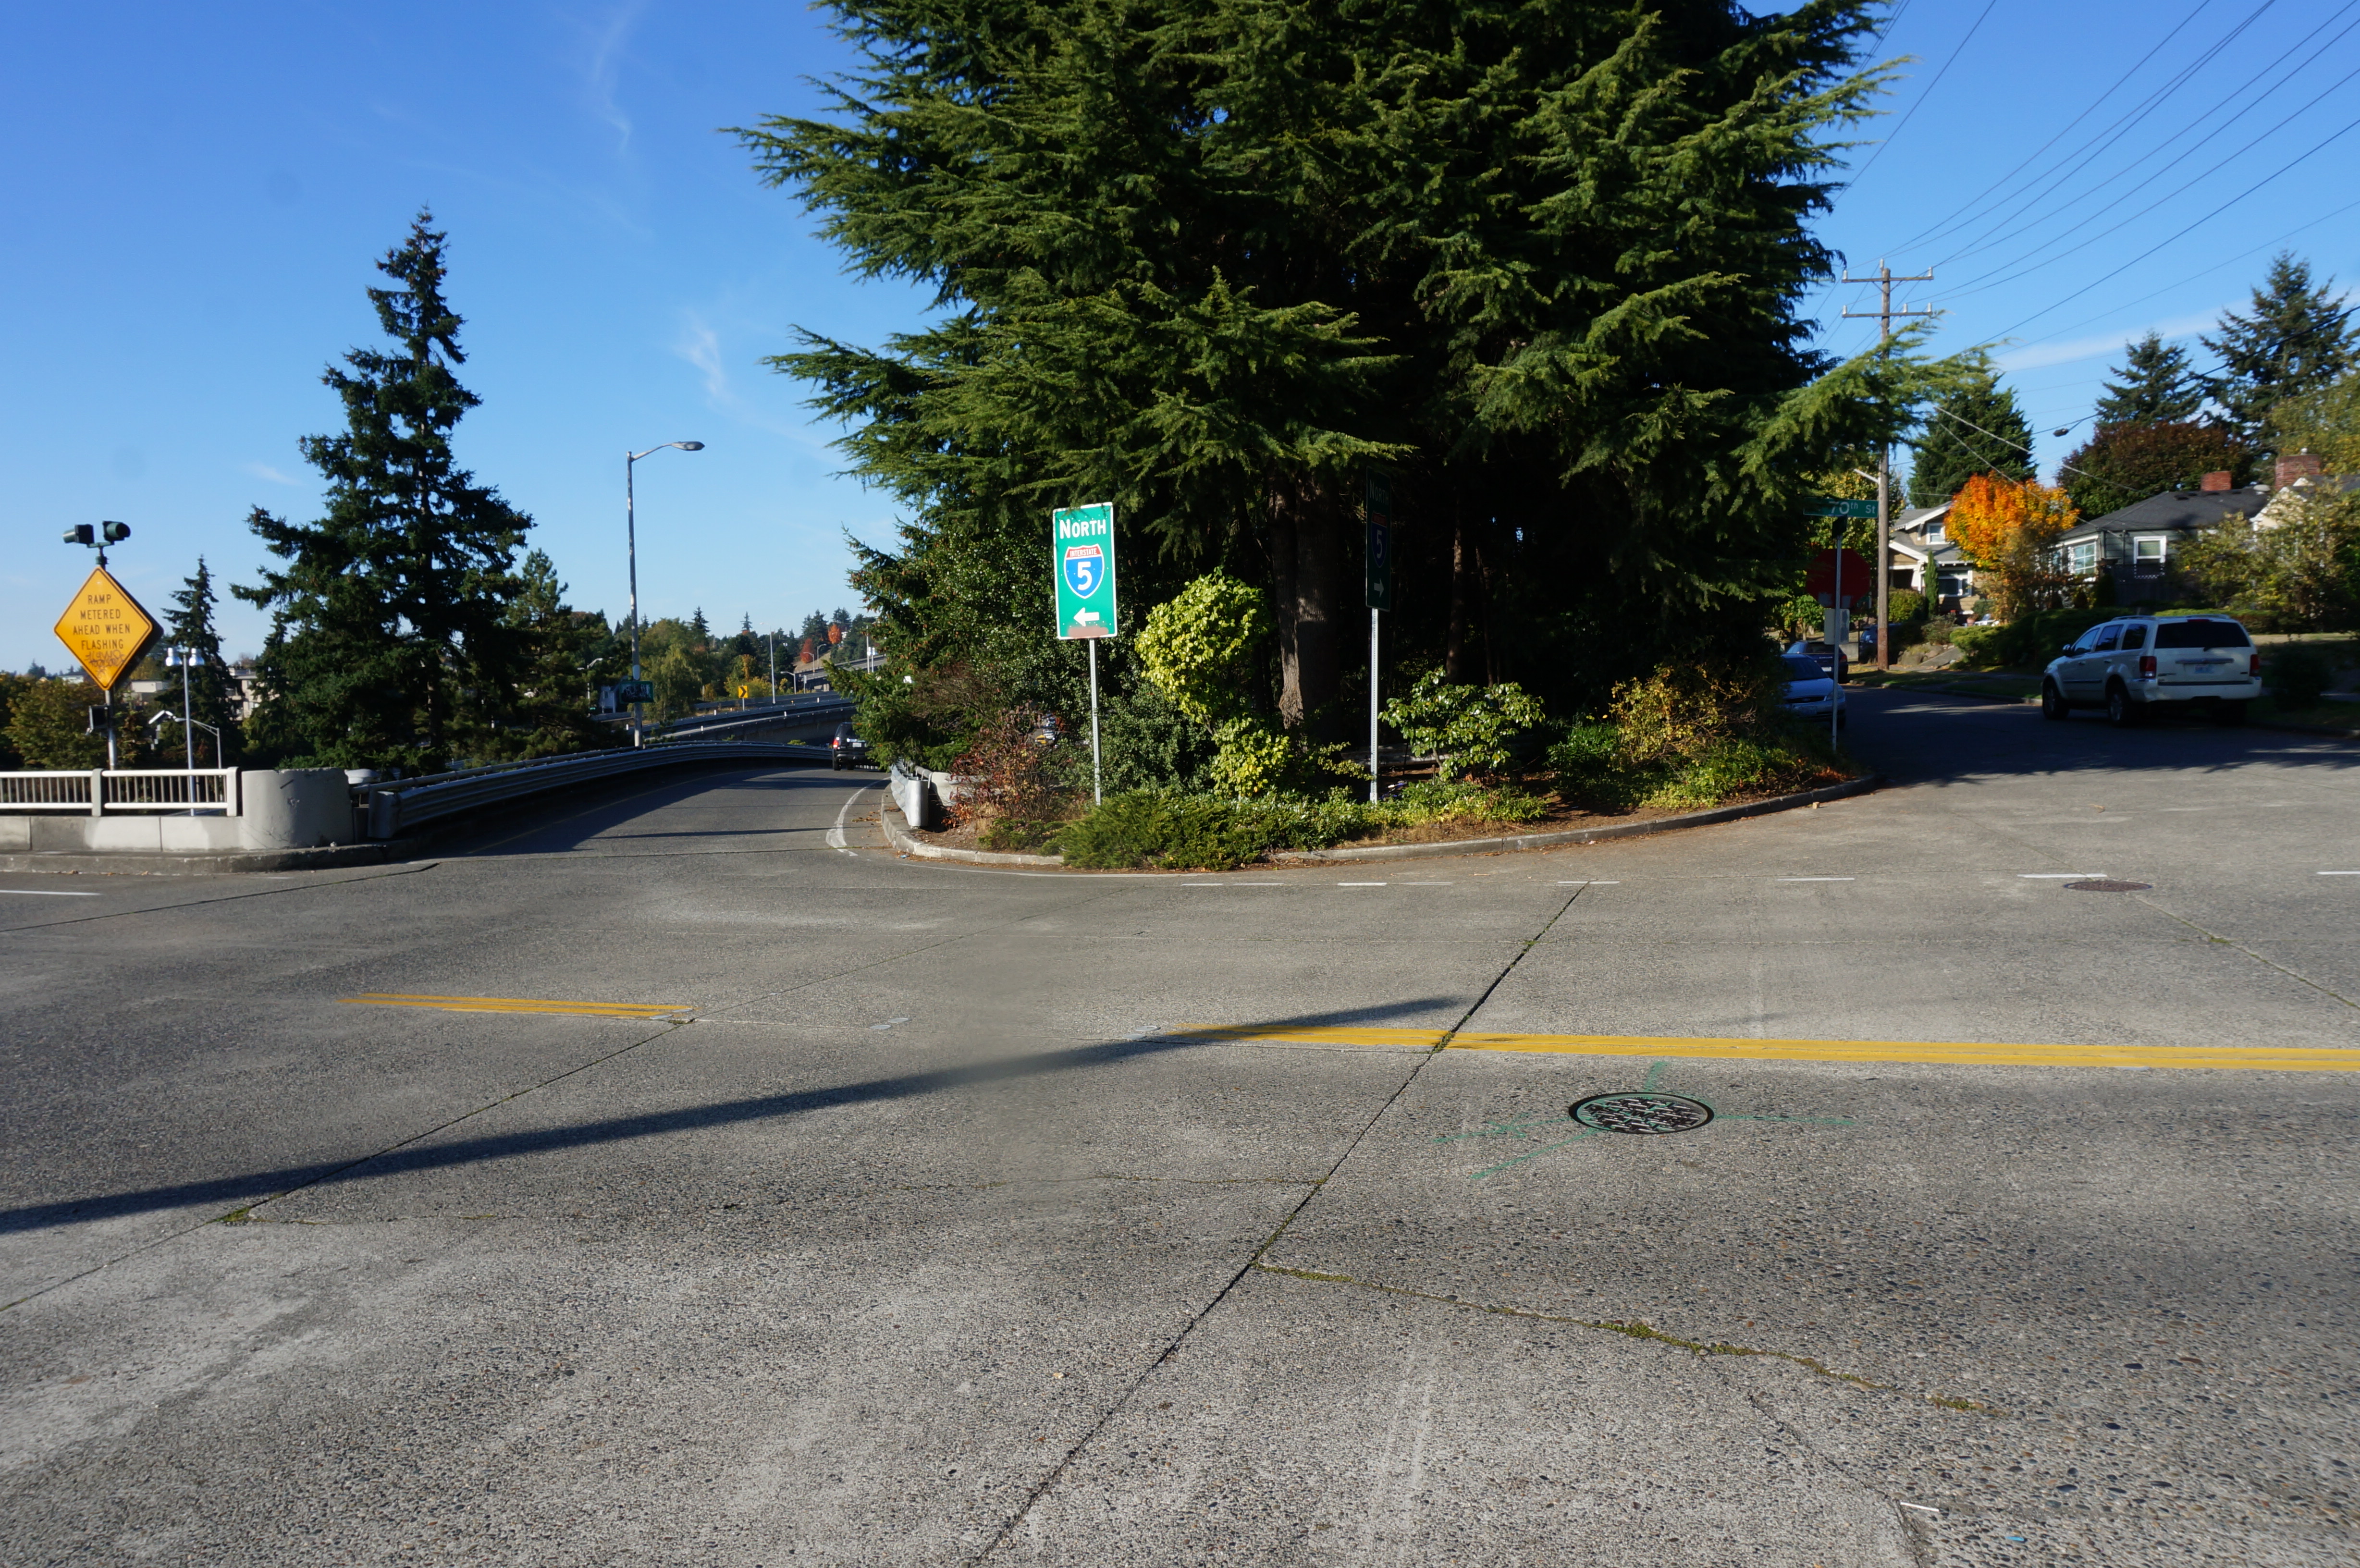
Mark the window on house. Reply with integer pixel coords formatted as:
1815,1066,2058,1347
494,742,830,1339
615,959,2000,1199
2133,536,2167,578
2067,540,2098,575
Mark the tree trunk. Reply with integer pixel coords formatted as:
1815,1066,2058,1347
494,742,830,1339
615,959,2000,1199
1445,497,1470,681
1268,487,1299,724
1295,491,1343,736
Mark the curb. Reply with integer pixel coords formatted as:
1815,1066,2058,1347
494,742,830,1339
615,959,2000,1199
0,840,417,876
1859,680,2034,705
879,776,1885,870
881,803,1064,866
1270,775,1886,862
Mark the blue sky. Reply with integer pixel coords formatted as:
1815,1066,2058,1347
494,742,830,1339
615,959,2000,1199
4,1,2356,672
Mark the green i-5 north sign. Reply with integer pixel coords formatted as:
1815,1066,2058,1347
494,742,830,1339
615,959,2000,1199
1053,502,1117,639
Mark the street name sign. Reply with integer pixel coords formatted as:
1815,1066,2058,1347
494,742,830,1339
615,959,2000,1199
1806,497,1877,518
54,565,159,691
1053,502,1117,639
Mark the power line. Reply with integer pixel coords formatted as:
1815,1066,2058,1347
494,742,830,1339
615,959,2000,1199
1984,108,2360,340
1997,193,2360,355
1917,0,2291,268
1890,0,2229,257
1935,15,2360,291
1839,0,2001,193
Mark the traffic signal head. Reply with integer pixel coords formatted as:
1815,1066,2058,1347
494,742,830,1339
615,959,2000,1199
63,524,95,546
101,521,131,543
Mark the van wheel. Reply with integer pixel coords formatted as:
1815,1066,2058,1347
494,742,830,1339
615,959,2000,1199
2105,683,2141,727
2213,700,2248,726
2041,681,2070,721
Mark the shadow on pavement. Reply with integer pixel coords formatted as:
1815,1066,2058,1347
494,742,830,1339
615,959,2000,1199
0,1002,1448,1235
1843,686,2360,790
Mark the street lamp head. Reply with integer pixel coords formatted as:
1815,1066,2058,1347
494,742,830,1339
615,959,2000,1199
675,441,705,451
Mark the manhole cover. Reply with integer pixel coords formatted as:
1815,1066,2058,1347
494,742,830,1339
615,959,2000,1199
1568,1092,1714,1135
2065,879,2151,893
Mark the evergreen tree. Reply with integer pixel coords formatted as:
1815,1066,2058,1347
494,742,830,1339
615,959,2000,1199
2059,422,2250,519
2202,252,2359,443
1908,371,2035,506
488,550,619,757
160,557,236,765
2094,332,2201,425
237,212,530,770
743,0,1929,737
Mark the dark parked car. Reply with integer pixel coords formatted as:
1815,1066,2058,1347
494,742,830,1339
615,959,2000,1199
830,723,870,770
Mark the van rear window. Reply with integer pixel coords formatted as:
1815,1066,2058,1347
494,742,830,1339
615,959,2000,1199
2154,619,2250,648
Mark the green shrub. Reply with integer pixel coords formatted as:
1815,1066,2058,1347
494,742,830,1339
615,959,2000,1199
1380,779,1551,827
1549,711,1838,814
1886,588,1927,624
1637,735,1831,811
1380,670,1547,779
2269,643,2334,709
1953,607,2115,669
1055,790,1371,870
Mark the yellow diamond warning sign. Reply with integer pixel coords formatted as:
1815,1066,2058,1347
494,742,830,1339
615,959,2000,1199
54,566,160,692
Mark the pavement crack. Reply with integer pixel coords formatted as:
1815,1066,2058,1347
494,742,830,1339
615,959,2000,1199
2133,896,2359,1010
1251,1261,2002,1416
967,885,1588,1563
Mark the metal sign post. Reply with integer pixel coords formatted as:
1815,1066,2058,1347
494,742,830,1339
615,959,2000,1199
1052,502,1117,804
1804,498,1876,751
1364,472,1394,804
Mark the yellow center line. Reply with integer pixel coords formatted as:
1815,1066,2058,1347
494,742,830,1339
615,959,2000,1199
1171,1024,2356,1073
342,993,695,1019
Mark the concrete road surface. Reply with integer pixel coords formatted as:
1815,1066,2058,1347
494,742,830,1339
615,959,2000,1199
2,692,2354,1565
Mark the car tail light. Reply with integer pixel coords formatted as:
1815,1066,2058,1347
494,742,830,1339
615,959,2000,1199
2249,654,2262,676
2138,654,2156,677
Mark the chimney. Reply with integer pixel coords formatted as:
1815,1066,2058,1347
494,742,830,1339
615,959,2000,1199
2276,451,2325,488
2199,471,2231,491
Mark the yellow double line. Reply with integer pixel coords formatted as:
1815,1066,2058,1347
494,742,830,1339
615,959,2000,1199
1169,1025,2357,1073
342,993,694,1020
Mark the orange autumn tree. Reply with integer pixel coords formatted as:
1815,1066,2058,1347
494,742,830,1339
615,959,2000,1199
1947,473,2080,620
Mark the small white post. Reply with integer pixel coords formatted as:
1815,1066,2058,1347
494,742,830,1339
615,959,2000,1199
1369,607,1380,804
1087,638,1103,805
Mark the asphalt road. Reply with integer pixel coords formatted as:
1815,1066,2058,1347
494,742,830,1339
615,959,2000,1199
2,692,2354,1566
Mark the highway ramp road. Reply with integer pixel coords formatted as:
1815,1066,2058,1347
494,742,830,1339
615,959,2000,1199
1,693,2354,1565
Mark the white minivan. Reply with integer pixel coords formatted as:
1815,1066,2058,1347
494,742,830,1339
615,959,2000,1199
2040,614,2262,726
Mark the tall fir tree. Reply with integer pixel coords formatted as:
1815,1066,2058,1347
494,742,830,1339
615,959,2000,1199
160,557,236,765
237,212,531,771
2094,332,2201,426
743,0,1936,737
2058,422,2250,519
489,550,619,757
1908,371,2035,506
2201,252,2359,443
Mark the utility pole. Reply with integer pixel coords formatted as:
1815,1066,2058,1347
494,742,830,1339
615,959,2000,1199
1842,264,1935,672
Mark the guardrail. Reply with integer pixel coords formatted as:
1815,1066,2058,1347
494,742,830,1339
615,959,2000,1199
656,700,854,743
0,769,239,816
356,739,833,840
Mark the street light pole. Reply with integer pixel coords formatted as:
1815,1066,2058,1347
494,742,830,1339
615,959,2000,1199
624,441,705,746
